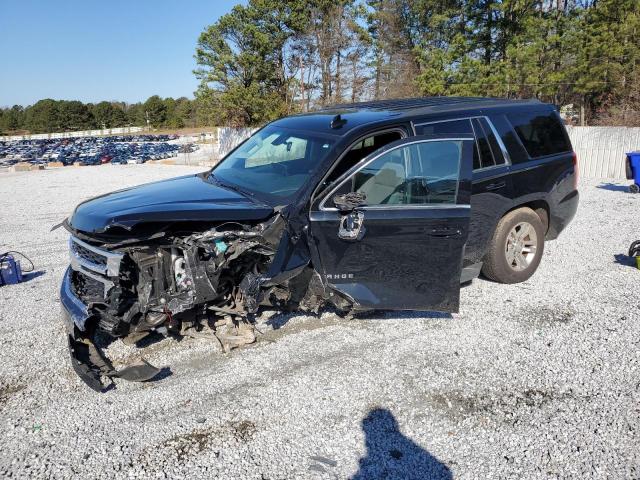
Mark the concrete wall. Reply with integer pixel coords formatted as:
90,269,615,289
566,126,639,179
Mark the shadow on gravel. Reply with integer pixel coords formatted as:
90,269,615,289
614,254,638,268
597,182,630,192
357,310,452,321
21,270,46,283
351,408,452,480
145,366,173,383
263,306,451,332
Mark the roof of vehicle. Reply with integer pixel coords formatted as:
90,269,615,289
271,96,548,136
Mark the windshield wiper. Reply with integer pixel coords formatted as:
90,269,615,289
210,174,256,198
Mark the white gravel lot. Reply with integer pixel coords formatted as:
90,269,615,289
0,165,638,479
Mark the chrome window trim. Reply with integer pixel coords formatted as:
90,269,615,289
412,115,512,168
319,137,471,212
483,117,513,165
311,127,408,204
357,204,470,211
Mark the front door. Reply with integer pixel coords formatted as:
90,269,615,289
309,135,474,312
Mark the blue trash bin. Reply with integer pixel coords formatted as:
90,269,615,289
625,152,640,193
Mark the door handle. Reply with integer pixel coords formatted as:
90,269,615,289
428,228,462,238
338,211,366,241
485,181,506,191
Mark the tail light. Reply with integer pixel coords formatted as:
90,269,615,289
572,151,578,189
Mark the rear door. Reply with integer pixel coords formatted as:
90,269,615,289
414,117,514,265
309,135,474,312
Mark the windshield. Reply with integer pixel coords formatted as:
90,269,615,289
210,126,335,202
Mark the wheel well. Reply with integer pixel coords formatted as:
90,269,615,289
508,201,549,233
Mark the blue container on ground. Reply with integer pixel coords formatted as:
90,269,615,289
0,254,23,285
626,152,640,193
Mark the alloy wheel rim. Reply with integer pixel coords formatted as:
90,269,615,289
505,222,538,271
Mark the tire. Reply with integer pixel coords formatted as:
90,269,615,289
630,183,640,194
481,207,545,284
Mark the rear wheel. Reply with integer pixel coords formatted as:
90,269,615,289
481,207,545,284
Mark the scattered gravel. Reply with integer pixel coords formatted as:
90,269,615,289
0,166,638,479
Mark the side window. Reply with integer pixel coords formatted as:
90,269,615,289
480,118,507,165
347,140,463,206
488,114,529,163
326,130,404,184
416,119,473,136
506,110,571,158
416,118,483,170
471,118,506,170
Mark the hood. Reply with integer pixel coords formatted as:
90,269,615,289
69,174,274,233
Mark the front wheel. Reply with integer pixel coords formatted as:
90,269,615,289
481,207,545,284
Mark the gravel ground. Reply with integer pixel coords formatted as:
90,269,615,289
0,165,638,479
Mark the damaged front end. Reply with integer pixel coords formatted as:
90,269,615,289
60,214,334,392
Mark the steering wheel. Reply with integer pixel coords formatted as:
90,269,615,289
270,161,289,176
386,178,431,204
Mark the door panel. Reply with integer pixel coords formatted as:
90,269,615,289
310,207,469,310
309,136,474,312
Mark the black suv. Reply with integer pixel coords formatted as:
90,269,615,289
60,97,578,390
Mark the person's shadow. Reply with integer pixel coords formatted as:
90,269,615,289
351,408,452,480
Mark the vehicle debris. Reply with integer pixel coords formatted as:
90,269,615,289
60,204,342,391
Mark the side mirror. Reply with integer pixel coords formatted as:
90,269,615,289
333,192,367,212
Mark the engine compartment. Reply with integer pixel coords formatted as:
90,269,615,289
63,213,346,391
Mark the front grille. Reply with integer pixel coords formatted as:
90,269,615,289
71,270,105,303
70,241,107,268
69,236,123,277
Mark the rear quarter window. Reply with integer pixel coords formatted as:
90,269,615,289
506,110,571,158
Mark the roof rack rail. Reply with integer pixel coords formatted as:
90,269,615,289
316,96,539,113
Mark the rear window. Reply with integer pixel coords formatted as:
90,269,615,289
506,111,571,158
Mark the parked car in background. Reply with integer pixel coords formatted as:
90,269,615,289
0,134,180,167
58,97,578,390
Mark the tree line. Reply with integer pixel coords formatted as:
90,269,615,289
0,96,198,135
3,0,638,135
195,0,640,126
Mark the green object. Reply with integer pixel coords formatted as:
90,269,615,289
636,256,640,270
215,240,228,254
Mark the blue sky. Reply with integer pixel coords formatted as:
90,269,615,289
0,0,242,107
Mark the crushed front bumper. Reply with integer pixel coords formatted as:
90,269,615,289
60,266,161,392
60,266,90,334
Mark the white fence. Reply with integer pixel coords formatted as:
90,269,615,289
566,126,638,179
2,126,145,141
217,127,256,157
